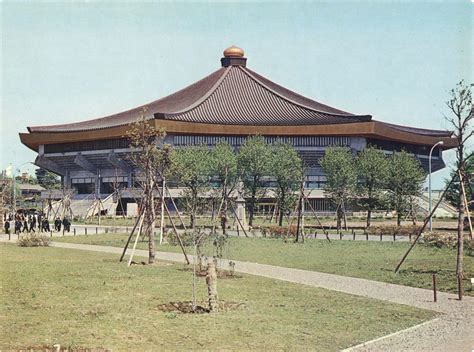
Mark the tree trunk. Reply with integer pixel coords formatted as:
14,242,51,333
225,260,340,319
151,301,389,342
190,213,195,229
366,209,372,228
249,187,256,227
278,191,285,226
206,262,218,313
456,173,465,300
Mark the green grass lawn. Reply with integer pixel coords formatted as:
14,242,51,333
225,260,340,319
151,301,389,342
73,215,459,227
1,243,436,351
53,233,474,296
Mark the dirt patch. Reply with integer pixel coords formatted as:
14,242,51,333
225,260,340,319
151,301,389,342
179,267,242,279
126,260,172,267
157,300,246,314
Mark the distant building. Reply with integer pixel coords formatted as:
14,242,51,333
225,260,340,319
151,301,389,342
20,46,457,215
16,183,44,208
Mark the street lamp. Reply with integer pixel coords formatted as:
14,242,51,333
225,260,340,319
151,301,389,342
429,141,444,232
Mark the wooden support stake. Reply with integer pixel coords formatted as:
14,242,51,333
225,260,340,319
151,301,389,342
165,184,187,231
395,174,456,273
432,274,437,302
366,231,369,241
95,227,98,234
73,228,76,236
229,202,249,238
119,207,144,262
154,175,190,264
85,227,88,236
128,212,145,266
353,229,355,241
302,193,331,242
460,173,473,240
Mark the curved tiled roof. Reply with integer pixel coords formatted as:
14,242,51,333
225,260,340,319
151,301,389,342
163,67,371,125
381,122,453,137
28,66,371,133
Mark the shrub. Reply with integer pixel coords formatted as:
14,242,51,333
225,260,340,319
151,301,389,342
260,225,297,241
366,225,421,237
422,232,473,255
17,234,51,247
165,230,194,247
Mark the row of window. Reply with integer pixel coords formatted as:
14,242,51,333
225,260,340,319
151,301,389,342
45,138,130,153
173,135,351,147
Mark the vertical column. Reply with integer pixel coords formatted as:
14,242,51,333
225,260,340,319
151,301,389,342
96,169,101,197
63,170,71,190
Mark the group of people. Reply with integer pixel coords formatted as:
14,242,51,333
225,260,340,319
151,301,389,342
3,211,71,235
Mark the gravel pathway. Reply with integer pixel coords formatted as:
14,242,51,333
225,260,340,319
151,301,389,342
4,239,473,351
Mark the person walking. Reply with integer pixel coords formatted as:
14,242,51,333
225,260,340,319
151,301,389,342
62,218,71,232
29,215,36,232
4,220,10,235
22,217,29,233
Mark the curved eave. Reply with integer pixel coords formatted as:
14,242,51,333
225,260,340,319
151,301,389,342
19,120,458,152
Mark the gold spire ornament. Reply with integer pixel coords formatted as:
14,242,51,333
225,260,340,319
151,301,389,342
223,45,244,58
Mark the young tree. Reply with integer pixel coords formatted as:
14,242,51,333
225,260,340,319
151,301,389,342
356,147,389,228
237,135,271,226
445,80,473,300
170,146,211,228
386,151,425,226
210,141,238,234
127,114,168,264
270,141,302,226
320,147,357,231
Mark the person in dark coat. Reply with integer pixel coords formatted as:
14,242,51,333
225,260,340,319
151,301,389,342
4,220,10,235
62,218,71,232
23,218,29,233
15,219,22,234
29,215,36,232
54,218,62,232
42,218,51,232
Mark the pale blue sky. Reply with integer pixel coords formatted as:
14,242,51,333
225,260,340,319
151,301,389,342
1,1,472,187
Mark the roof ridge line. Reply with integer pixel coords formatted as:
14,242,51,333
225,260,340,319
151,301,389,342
239,66,369,119
165,66,231,116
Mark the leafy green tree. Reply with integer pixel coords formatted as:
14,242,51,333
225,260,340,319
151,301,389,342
445,157,473,211
210,141,238,234
270,141,302,226
356,147,389,228
237,135,271,226
170,146,211,228
386,151,425,226
35,168,61,189
320,147,357,231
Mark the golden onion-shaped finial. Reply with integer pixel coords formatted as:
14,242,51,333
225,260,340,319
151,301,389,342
223,45,244,58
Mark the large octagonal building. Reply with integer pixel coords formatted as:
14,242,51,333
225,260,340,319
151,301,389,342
20,46,456,214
